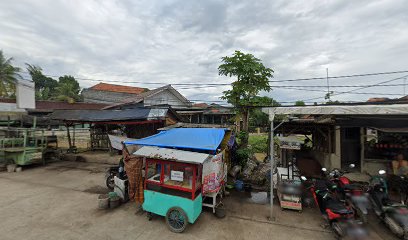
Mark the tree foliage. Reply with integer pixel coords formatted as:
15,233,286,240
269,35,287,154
26,64,58,100
55,75,81,103
249,96,280,129
26,63,82,103
0,50,20,98
295,100,305,106
218,51,273,146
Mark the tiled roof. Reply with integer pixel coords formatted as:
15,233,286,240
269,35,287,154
90,83,146,95
104,85,191,109
0,98,17,103
35,101,107,110
0,99,107,112
193,103,209,108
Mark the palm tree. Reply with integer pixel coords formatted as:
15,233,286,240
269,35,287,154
0,50,20,98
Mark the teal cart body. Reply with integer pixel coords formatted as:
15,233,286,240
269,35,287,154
143,190,202,224
133,146,212,233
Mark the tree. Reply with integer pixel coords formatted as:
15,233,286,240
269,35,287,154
55,75,81,103
26,64,58,100
219,51,273,146
249,96,280,129
295,100,305,106
0,50,20,98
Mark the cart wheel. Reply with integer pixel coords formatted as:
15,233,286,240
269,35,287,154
165,207,188,233
147,212,153,221
215,207,226,219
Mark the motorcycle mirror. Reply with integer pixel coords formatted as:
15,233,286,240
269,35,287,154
300,176,307,181
321,168,327,172
378,170,386,175
349,164,355,168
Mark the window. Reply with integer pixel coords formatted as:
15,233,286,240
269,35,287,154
145,159,202,199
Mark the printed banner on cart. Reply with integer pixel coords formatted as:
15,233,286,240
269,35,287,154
202,151,225,194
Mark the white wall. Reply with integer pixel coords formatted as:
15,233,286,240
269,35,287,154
16,81,35,109
144,90,187,108
310,126,341,170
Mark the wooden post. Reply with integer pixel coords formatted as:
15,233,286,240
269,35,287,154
66,123,72,150
73,124,76,148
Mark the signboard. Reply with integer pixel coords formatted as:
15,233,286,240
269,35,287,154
278,137,302,150
170,170,184,182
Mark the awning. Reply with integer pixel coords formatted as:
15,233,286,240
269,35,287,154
133,146,211,164
49,107,177,123
124,128,226,151
263,104,408,116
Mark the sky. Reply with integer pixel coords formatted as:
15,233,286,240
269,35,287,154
1,0,408,105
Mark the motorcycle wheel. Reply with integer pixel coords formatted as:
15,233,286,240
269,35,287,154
331,222,345,238
106,174,115,190
384,214,404,237
355,207,368,223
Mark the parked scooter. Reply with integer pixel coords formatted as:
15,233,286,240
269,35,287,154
105,158,127,190
301,176,368,239
368,170,408,239
322,165,370,223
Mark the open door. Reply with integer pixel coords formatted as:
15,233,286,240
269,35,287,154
341,127,361,171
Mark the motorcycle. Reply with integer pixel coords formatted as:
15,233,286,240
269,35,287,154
105,158,127,190
322,165,370,223
368,170,408,239
301,176,368,239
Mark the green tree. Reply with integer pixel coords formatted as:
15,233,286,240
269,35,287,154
295,100,305,106
249,96,280,129
0,50,20,98
26,64,58,100
55,75,81,103
219,51,273,146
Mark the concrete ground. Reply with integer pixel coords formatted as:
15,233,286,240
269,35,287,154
0,161,398,240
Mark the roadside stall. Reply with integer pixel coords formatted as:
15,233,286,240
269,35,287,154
124,128,229,233
276,136,303,211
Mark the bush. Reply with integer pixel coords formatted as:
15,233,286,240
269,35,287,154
236,148,252,168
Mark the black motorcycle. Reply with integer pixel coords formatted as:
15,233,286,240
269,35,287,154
368,170,408,239
105,158,127,190
302,176,368,240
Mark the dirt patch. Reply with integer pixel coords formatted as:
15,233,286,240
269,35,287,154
83,185,110,194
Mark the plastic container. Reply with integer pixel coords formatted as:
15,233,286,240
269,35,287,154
235,180,244,191
109,196,121,208
7,164,16,173
98,194,110,209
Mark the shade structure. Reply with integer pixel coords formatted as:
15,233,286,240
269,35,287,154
124,128,226,151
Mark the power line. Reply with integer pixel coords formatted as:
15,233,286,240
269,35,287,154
279,86,404,96
20,69,408,86
300,74,408,102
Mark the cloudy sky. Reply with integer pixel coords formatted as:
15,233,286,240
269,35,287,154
1,0,408,105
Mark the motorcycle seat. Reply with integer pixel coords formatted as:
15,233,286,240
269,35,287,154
344,184,361,191
326,199,353,215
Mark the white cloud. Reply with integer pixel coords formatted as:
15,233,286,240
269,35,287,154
0,0,407,104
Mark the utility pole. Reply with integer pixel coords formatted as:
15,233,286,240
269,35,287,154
326,68,330,101
269,113,275,221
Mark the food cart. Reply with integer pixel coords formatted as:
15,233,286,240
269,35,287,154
133,146,225,233
276,136,303,211
125,128,230,233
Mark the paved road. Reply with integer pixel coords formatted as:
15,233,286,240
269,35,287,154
0,161,395,240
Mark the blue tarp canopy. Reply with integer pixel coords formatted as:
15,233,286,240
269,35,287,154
124,128,226,151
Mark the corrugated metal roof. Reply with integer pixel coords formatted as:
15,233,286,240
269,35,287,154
50,108,154,122
133,146,211,164
147,108,168,120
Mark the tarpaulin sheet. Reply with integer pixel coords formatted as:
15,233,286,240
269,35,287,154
124,128,226,151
